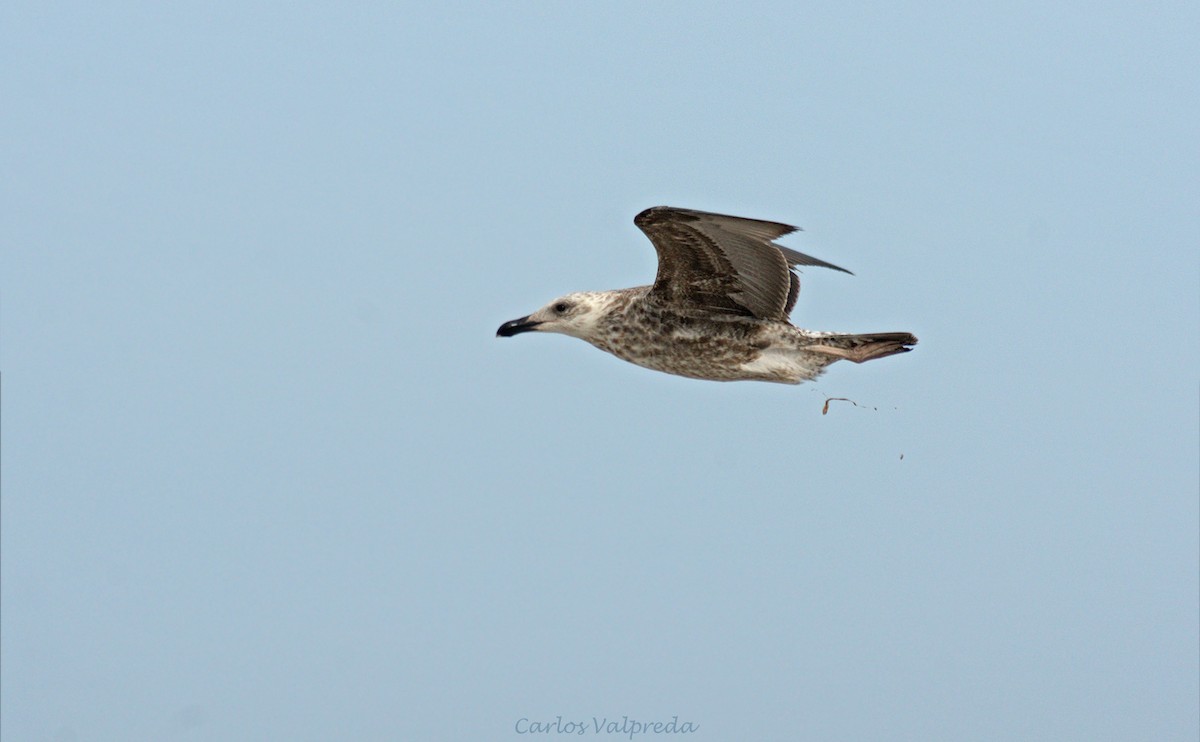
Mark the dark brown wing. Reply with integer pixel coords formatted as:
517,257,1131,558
634,206,851,321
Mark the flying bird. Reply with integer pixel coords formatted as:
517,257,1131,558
497,206,917,384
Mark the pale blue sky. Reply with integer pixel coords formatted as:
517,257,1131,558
3,2,1198,740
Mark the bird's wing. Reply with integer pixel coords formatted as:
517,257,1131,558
634,206,851,320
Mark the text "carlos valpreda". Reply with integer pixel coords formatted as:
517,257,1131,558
515,716,699,738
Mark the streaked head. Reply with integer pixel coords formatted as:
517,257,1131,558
496,291,611,341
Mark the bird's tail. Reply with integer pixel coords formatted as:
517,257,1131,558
806,332,918,363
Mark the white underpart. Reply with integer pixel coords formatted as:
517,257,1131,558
738,344,828,382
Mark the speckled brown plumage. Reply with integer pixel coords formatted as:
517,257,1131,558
497,206,916,385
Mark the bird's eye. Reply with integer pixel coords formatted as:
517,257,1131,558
553,302,569,313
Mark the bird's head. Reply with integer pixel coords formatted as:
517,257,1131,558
496,292,610,341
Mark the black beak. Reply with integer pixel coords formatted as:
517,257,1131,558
496,315,543,337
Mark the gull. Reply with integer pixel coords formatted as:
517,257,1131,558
496,206,917,384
